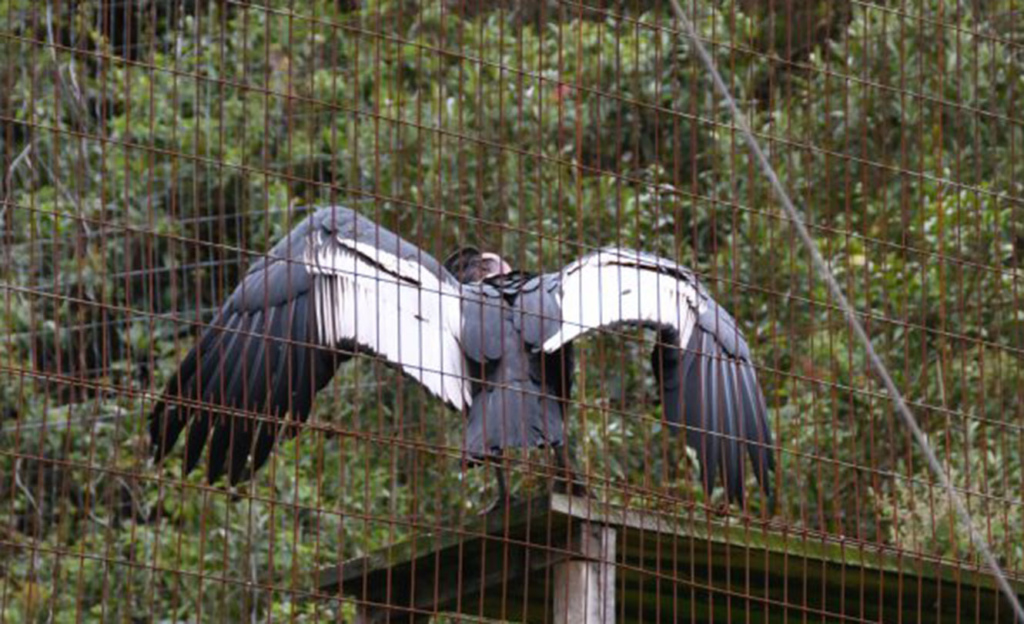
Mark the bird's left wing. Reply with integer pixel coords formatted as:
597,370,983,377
305,210,470,411
538,247,774,503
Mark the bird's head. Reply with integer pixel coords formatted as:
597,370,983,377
443,246,512,283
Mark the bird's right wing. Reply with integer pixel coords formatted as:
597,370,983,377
149,206,469,484
305,210,470,411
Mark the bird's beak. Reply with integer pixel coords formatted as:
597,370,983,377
480,252,512,277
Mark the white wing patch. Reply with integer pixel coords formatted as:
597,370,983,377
306,232,470,410
542,248,705,353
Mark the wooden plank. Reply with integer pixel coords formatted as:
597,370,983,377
318,496,572,621
317,496,558,592
311,493,1024,623
548,495,1024,623
548,494,1024,600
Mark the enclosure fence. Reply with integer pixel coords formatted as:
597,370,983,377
1,1,1023,622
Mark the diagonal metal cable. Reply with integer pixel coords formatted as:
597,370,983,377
666,1,1024,620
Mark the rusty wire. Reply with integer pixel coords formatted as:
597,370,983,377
2,0,1023,622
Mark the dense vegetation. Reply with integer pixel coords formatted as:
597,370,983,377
1,0,1022,620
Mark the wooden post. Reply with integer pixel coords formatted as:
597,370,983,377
553,524,616,624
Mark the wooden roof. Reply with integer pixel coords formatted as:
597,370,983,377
315,493,1024,623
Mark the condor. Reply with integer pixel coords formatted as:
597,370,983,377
150,206,774,508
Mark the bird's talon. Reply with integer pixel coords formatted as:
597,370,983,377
478,495,518,516
552,474,591,499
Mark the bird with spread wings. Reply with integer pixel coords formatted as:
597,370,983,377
149,206,775,509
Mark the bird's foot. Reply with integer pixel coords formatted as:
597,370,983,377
552,475,592,499
571,481,592,498
477,494,519,517
707,501,732,517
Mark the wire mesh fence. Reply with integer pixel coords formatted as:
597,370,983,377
1,0,1022,622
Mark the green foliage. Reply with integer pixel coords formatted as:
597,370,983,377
1,0,1022,620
